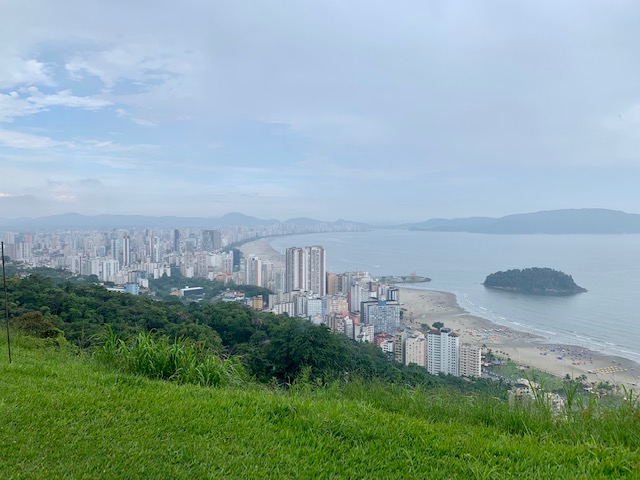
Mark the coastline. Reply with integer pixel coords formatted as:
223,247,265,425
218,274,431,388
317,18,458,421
240,237,640,392
399,286,640,392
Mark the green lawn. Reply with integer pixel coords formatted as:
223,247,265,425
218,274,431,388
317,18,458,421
1,339,639,479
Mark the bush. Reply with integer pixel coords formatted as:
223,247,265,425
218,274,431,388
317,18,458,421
97,326,247,387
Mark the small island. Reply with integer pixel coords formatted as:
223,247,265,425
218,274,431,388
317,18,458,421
483,267,587,295
379,274,431,284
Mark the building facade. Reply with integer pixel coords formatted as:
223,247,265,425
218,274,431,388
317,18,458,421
426,327,460,376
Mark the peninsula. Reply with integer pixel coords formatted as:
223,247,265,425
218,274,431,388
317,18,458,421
483,267,587,295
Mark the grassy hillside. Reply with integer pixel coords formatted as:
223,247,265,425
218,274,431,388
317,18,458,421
1,338,639,479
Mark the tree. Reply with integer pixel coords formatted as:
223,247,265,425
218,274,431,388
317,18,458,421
13,311,63,338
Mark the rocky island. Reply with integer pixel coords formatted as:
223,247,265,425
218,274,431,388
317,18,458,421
483,267,587,295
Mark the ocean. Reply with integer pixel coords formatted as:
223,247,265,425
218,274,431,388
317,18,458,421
270,230,640,363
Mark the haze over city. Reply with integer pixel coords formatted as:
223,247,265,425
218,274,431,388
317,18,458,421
2,1,640,222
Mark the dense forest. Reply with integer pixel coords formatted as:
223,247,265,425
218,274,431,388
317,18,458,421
483,267,587,295
2,267,502,393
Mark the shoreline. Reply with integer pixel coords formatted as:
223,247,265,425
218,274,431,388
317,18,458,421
240,237,640,392
398,286,640,392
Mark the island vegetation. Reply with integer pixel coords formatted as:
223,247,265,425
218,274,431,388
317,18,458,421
483,267,587,295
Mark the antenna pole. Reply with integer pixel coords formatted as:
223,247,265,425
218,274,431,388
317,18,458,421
1,242,11,364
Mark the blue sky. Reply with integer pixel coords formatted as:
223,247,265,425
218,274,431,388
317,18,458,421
1,0,640,222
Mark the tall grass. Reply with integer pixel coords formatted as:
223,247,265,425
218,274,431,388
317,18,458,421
96,326,246,387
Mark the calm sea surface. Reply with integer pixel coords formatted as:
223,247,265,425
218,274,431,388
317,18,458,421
270,230,640,363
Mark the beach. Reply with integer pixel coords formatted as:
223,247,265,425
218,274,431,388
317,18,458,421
399,287,640,392
241,238,640,392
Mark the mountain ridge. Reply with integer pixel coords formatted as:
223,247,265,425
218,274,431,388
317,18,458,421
0,212,365,229
403,208,640,234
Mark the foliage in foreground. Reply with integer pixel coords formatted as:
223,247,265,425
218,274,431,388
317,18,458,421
1,340,639,479
3,273,505,394
96,327,247,387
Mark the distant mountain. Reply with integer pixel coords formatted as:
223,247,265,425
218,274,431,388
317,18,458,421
284,217,325,226
403,209,640,234
404,217,495,231
215,212,280,227
0,212,363,230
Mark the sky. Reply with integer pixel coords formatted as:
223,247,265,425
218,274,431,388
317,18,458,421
1,0,640,223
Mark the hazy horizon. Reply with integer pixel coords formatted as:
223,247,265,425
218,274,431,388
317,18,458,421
2,1,640,222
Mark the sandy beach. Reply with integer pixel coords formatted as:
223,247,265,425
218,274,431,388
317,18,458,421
399,287,640,392
240,238,640,392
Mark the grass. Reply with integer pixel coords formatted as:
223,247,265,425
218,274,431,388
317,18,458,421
1,335,640,478
96,326,247,387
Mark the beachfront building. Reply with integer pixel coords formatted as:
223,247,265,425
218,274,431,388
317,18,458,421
427,327,460,376
405,333,426,367
459,344,482,377
285,246,326,296
285,247,307,292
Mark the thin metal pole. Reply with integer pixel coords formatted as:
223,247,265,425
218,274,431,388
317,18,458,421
2,242,11,364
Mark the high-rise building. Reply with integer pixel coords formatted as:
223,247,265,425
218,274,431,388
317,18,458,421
405,333,426,367
122,236,131,267
285,247,307,292
394,329,407,364
245,255,262,287
427,327,460,376
202,230,222,251
101,259,120,282
306,246,326,296
360,300,401,334
173,229,180,254
326,272,337,295
459,344,482,377
285,245,326,296
152,237,161,263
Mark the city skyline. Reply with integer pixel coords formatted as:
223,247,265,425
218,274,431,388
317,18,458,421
2,2,640,221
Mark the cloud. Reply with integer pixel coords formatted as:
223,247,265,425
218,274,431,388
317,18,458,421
0,129,61,149
2,1,640,219
0,56,53,89
24,87,112,109
0,88,111,123
65,44,188,91
0,91,42,122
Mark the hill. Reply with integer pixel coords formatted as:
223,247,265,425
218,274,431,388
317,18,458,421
403,209,640,234
1,340,639,478
483,267,587,295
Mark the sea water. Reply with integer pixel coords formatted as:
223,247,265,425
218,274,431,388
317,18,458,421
270,230,640,363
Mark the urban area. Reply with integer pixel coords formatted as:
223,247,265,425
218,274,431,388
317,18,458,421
3,224,483,379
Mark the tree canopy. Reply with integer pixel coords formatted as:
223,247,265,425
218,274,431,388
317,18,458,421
2,270,503,394
483,267,587,295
